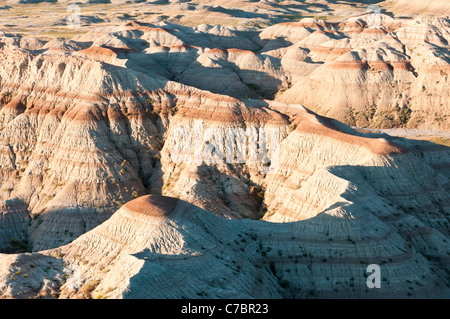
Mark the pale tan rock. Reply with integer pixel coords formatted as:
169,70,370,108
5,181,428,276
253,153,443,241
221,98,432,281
384,0,450,15
278,16,450,130
0,11,448,299
0,193,448,299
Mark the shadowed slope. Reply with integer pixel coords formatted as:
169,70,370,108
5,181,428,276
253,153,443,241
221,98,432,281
0,194,448,299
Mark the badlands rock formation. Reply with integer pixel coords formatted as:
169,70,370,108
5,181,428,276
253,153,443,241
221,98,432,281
0,194,448,298
0,1,448,299
383,0,450,15
0,2,448,129
273,15,450,130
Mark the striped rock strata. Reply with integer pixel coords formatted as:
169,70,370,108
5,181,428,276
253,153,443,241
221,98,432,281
276,16,450,130
0,16,448,299
0,194,448,299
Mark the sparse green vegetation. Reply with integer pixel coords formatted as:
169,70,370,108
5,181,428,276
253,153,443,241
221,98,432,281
6,238,31,253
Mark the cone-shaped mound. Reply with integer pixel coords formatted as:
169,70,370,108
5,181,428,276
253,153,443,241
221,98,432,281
121,195,179,218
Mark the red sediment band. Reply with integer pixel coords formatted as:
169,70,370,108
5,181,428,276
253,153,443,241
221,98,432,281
226,48,254,54
311,46,351,55
77,46,119,58
310,46,332,54
391,61,412,70
277,21,337,29
206,48,228,55
2,98,26,112
361,28,389,35
165,87,240,103
329,60,367,70
122,194,179,217
292,112,408,156
0,82,159,104
426,65,450,74
178,106,288,125
0,80,248,106
367,61,392,70
329,60,412,71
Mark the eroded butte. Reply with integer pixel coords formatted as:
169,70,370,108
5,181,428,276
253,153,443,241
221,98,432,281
0,0,448,299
